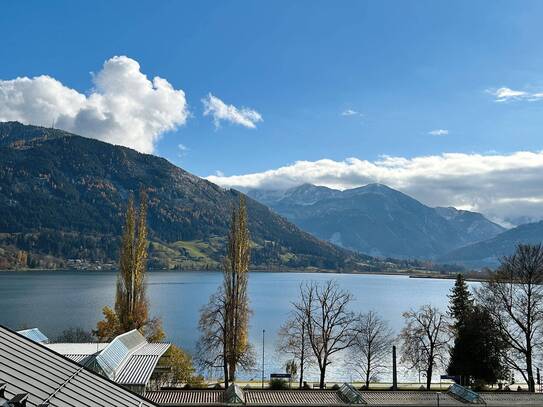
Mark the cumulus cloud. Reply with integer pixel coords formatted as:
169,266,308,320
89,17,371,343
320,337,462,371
206,152,543,225
0,56,188,153
202,93,262,128
428,129,449,136
488,86,543,102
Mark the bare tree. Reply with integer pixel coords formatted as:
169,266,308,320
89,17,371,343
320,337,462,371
294,280,357,388
347,311,394,388
477,244,543,392
276,312,314,388
400,305,449,390
196,288,228,378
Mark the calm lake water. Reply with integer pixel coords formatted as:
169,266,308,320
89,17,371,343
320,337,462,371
0,270,475,382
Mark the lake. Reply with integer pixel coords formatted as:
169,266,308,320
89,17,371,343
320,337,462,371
0,270,474,382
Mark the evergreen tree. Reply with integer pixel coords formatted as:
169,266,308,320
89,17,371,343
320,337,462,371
448,274,473,329
447,305,508,387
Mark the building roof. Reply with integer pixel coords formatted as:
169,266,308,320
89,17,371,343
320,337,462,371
145,387,543,407
16,328,49,344
46,330,170,387
0,324,158,407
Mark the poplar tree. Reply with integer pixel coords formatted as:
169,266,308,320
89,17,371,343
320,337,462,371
96,190,164,341
196,195,255,387
223,195,253,383
115,191,149,331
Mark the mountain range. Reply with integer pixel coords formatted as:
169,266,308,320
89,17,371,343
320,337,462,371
248,183,515,262
2,122,541,271
0,122,370,272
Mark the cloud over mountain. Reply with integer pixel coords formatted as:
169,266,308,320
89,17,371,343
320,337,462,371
207,151,543,225
0,56,188,153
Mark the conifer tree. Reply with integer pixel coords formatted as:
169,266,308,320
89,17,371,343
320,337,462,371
448,274,473,329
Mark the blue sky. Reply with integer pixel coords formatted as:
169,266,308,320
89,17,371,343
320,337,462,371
2,1,543,223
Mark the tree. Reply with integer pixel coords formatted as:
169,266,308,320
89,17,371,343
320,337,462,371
223,195,253,384
55,327,94,343
477,244,543,392
400,305,449,390
276,313,314,388
448,274,473,329
347,311,393,388
294,280,357,388
197,196,254,387
95,191,164,341
447,305,508,387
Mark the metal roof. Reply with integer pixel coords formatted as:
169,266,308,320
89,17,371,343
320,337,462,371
244,390,349,406
96,329,148,380
146,387,543,407
46,331,170,387
145,390,224,406
16,328,49,344
0,325,158,407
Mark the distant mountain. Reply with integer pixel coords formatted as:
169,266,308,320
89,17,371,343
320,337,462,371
439,221,543,267
247,183,505,259
0,122,367,271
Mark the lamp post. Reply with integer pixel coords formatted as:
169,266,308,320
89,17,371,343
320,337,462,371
262,329,266,388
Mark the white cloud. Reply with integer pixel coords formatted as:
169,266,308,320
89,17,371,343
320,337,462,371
207,151,543,225
0,56,188,153
202,93,262,129
341,109,362,117
428,129,449,136
488,86,543,102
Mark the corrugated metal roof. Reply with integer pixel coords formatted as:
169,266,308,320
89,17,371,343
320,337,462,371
16,328,49,344
358,391,464,406
246,389,349,406
47,334,170,386
145,388,543,407
96,329,148,380
145,390,224,406
479,392,543,406
116,355,161,385
0,324,158,407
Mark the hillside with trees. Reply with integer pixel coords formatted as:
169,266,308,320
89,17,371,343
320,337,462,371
0,122,373,272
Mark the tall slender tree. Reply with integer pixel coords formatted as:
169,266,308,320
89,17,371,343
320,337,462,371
197,195,254,387
223,195,252,383
96,190,163,341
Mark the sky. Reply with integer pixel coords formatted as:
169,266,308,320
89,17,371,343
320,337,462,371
1,1,543,225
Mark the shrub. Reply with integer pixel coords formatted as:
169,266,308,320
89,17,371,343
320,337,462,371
269,378,288,390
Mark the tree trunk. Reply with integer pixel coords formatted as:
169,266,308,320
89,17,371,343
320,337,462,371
224,361,229,389
426,365,433,390
527,349,535,392
319,366,326,389
366,356,371,388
